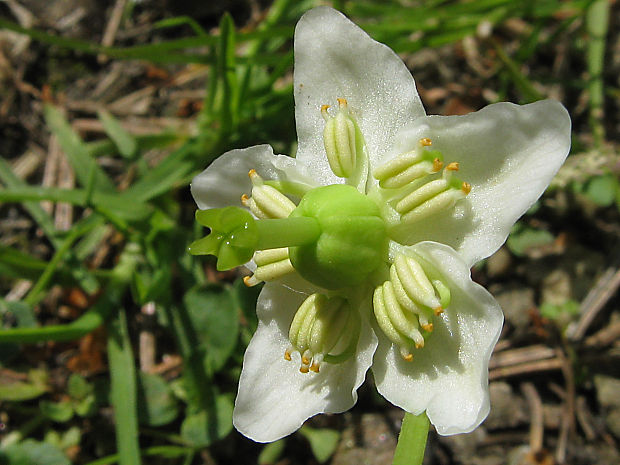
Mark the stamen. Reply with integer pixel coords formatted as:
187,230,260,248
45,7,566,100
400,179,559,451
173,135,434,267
254,248,289,266
284,347,292,361
301,349,312,366
243,275,261,287
322,98,358,178
394,255,441,310
248,169,261,183
374,252,452,347
244,248,295,286
242,170,297,219
395,178,448,213
287,293,359,373
253,259,294,282
321,104,330,120
432,279,452,309
382,282,425,348
419,138,432,147
401,349,414,362
373,145,445,189
373,285,415,352
392,164,471,224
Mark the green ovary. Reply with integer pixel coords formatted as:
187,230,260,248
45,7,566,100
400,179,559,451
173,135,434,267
289,184,388,289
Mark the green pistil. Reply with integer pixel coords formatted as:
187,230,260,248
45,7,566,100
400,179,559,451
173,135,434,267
255,217,321,249
189,206,320,271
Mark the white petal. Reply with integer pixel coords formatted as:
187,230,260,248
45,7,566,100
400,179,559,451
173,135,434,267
233,282,378,442
293,7,425,183
373,241,503,435
390,100,571,266
190,144,313,210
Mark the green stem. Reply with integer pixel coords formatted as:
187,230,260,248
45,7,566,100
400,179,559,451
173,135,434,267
255,217,320,250
392,412,430,465
586,0,609,146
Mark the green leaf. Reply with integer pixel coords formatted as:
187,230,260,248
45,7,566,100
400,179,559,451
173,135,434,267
0,439,70,465
59,426,82,450
258,439,286,465
98,110,138,159
183,286,239,373
506,224,554,257
67,374,97,416
180,395,233,447
540,299,580,320
585,174,619,207
0,300,35,327
137,372,179,427
298,426,341,464
40,400,74,422
67,374,93,400
0,370,48,401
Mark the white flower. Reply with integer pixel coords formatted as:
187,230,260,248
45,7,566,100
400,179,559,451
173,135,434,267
190,7,571,442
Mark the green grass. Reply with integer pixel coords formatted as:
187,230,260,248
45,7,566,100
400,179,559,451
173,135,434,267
0,0,611,464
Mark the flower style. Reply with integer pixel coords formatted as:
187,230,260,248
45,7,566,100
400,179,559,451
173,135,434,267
190,7,571,442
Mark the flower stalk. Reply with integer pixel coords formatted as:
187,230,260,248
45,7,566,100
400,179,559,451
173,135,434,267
392,412,430,465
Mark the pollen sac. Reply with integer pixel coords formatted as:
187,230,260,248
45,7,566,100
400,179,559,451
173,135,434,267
285,293,360,373
241,169,296,219
243,247,295,287
322,98,360,178
394,165,471,224
373,138,444,189
372,253,451,361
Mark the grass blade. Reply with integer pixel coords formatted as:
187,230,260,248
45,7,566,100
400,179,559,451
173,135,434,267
108,306,142,465
44,104,116,193
586,0,609,146
98,110,138,159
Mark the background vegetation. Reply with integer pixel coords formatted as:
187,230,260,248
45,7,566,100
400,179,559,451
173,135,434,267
0,0,618,464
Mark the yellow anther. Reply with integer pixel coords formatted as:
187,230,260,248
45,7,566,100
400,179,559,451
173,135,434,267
321,104,330,117
422,323,433,332
248,168,258,179
337,97,348,107
414,340,424,349
309,362,320,373
461,182,471,194
432,158,443,172
284,350,292,361
300,366,309,374
419,138,432,146
446,162,460,171
241,193,250,204
301,355,311,366
243,275,260,287
434,306,444,315
403,353,414,362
